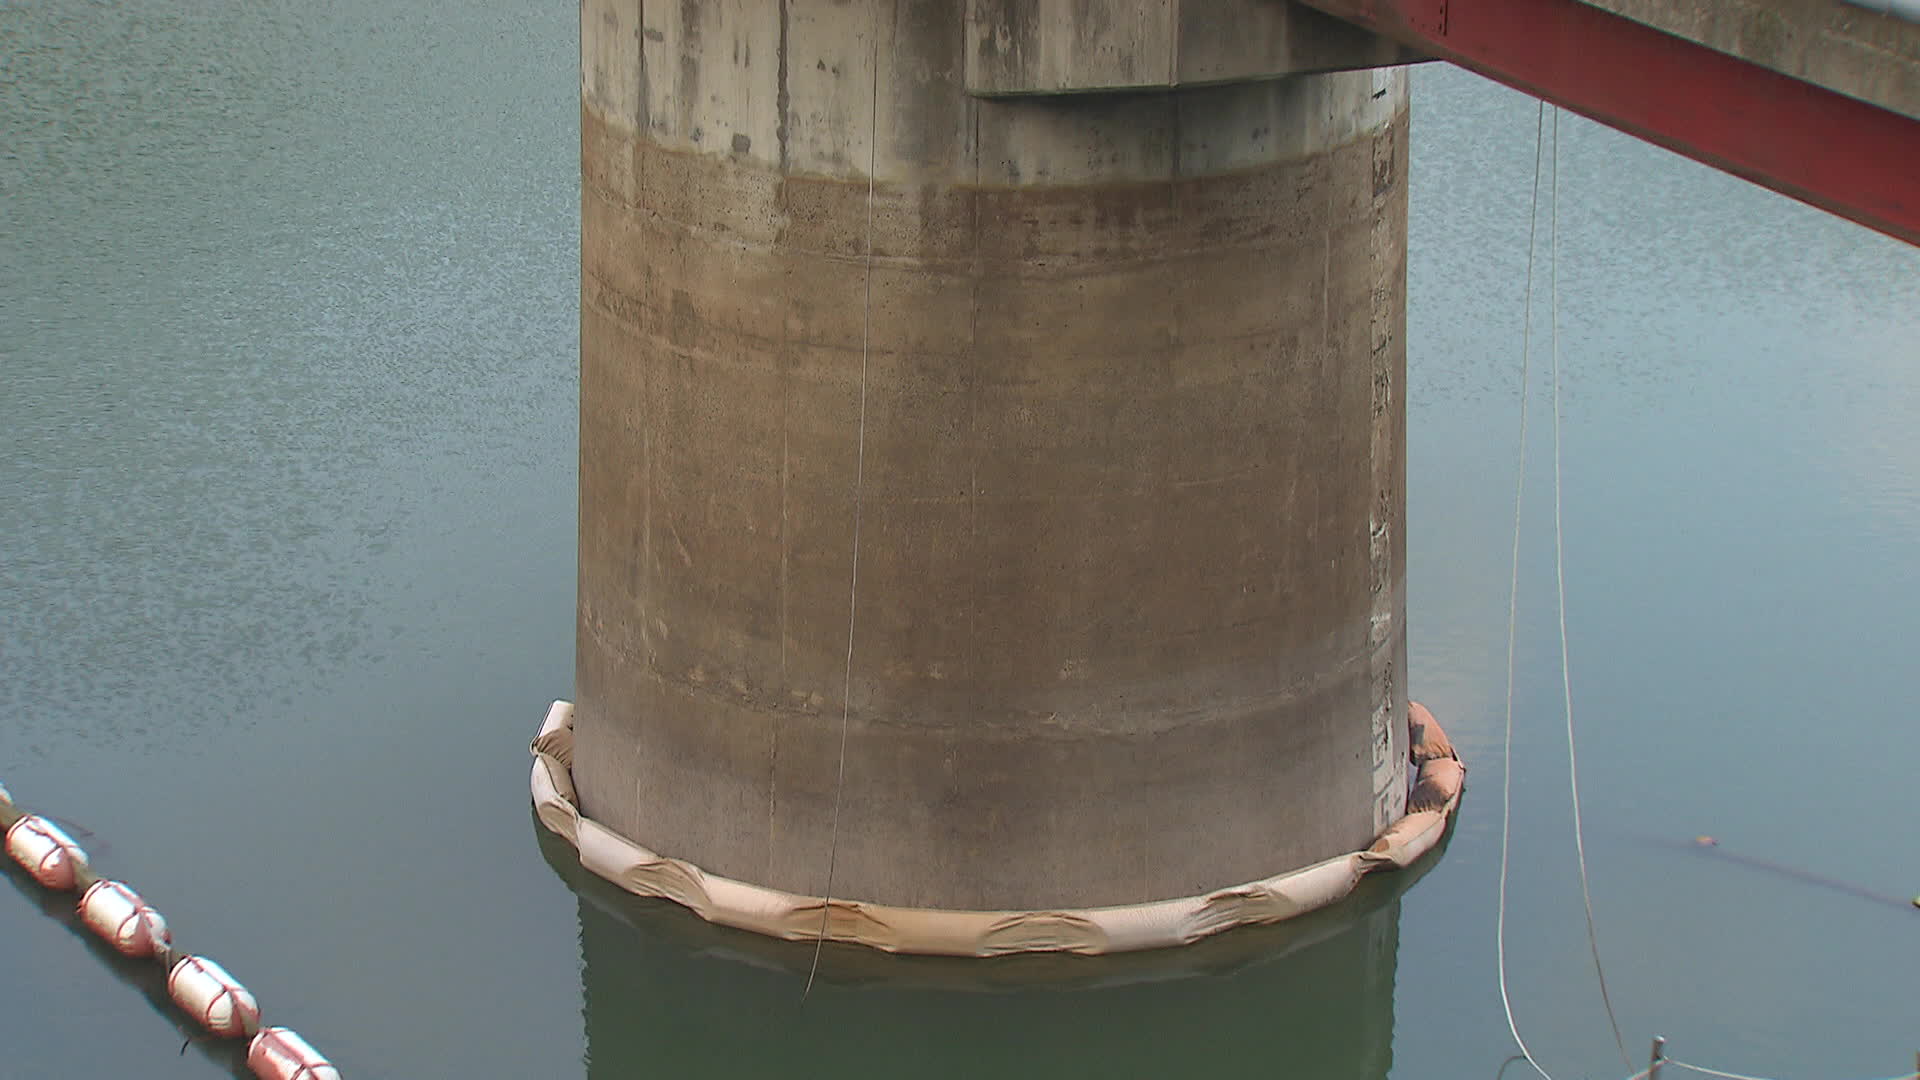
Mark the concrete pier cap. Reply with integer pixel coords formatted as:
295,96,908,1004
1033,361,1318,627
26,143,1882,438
571,0,1418,921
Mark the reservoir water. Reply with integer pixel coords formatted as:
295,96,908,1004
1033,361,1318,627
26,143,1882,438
3,3,1916,1077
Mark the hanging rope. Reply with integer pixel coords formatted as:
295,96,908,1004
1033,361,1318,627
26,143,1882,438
1497,96,1554,1080
804,0,887,1000
1548,105,1633,1072
1497,101,1913,1080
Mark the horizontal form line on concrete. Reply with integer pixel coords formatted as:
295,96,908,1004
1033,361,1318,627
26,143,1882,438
581,184,1383,273
570,630,1398,738
579,278,1362,360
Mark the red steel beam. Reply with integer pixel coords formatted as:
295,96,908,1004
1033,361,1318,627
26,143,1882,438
1294,0,1920,247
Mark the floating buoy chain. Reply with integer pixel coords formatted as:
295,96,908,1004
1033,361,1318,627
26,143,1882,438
0,780,342,1078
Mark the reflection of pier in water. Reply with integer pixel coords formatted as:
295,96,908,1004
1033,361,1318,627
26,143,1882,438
537,823,1444,1078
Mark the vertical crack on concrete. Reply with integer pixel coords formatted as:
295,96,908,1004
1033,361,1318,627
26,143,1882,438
771,0,795,877
965,184,981,681
633,0,651,132
776,0,791,173
1321,170,1332,344
780,432,790,686
677,0,702,141
1166,0,1182,87
776,229,791,883
1169,89,1183,180
767,725,780,885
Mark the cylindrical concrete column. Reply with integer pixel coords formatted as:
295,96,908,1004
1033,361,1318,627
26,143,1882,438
574,1,1408,912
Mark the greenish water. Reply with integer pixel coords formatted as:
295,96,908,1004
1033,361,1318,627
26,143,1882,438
3,3,1917,1078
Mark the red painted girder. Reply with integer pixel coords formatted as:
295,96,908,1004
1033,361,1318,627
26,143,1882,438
1294,0,1920,247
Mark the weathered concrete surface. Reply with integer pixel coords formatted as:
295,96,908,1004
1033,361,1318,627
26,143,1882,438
1579,0,1920,119
964,0,1428,94
575,0,1408,911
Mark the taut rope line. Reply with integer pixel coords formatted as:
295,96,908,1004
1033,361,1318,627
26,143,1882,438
1497,96,1553,1080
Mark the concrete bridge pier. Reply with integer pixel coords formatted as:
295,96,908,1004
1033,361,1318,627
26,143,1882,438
573,1,1411,918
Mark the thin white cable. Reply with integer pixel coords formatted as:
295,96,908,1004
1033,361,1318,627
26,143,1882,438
1498,98,1555,1080
1548,106,1632,1071
1666,1063,1787,1080
803,5,885,1000
1666,1059,1919,1080
1501,101,1906,1080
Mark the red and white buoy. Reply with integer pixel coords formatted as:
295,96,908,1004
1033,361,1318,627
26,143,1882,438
78,880,171,958
247,1026,342,1080
168,955,262,1038
6,814,89,890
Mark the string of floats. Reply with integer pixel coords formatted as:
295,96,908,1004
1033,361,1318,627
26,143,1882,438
0,779,339,1079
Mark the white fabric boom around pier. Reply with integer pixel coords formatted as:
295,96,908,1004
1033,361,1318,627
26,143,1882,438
530,700,1464,957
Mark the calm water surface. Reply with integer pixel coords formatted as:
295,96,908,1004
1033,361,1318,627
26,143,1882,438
3,4,1916,1077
